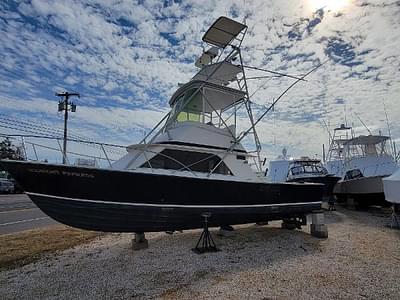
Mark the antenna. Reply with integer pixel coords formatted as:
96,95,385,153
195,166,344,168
382,98,395,157
354,112,372,135
321,119,332,146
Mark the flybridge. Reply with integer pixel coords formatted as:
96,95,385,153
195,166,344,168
131,16,326,173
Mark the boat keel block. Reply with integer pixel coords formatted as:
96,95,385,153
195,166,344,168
132,232,148,250
281,216,306,230
218,225,235,237
255,221,269,226
193,213,219,254
310,212,328,238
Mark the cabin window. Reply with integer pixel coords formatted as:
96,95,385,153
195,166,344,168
177,111,201,122
172,89,203,123
344,169,363,180
167,88,215,126
290,166,303,176
141,149,233,175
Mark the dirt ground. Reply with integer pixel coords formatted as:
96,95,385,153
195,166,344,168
0,225,101,270
0,206,399,299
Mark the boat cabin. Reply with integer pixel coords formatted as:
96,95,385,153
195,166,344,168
287,159,328,181
342,135,397,178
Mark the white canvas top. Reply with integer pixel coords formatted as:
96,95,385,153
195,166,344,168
192,61,242,86
202,16,247,48
169,80,245,112
345,135,389,145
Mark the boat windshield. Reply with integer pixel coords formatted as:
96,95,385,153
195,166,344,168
289,161,328,176
167,88,212,126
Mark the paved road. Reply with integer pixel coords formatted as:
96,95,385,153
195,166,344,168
0,194,58,235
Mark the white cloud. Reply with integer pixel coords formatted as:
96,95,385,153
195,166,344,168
0,0,399,162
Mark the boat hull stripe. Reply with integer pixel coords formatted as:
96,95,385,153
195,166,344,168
26,192,321,209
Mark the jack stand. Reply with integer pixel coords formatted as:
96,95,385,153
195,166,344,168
192,213,219,254
132,232,148,250
388,204,400,229
327,196,336,211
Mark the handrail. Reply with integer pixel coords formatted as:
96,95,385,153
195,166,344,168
0,133,120,164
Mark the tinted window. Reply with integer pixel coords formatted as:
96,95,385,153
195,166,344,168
344,169,363,180
141,149,233,175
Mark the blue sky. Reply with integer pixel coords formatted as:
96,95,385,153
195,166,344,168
0,0,399,163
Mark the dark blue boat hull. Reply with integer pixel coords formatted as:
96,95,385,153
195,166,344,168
1,160,323,232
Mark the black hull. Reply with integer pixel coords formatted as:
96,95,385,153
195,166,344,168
335,192,389,207
287,175,340,198
0,160,323,232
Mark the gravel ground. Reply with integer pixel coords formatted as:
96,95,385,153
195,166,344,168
1,206,399,300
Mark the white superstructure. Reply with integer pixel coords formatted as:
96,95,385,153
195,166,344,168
112,17,263,182
341,135,397,179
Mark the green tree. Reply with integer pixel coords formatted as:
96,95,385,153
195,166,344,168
0,138,25,160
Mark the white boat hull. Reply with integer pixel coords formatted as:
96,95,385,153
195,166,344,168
383,169,400,204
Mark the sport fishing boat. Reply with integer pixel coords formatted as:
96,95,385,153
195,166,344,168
267,150,339,200
0,17,324,233
286,158,340,197
333,134,397,207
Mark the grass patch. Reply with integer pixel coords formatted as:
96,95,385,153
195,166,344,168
0,225,102,271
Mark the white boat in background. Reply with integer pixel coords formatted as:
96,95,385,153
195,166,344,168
383,168,400,204
267,149,340,200
383,168,400,229
334,134,397,207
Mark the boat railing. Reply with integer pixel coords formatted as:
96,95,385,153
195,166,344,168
0,134,126,168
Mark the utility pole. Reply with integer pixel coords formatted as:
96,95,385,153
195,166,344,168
56,91,79,164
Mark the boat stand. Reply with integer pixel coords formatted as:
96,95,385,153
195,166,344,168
132,232,148,250
192,213,219,254
310,211,328,238
327,196,336,211
388,204,400,229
